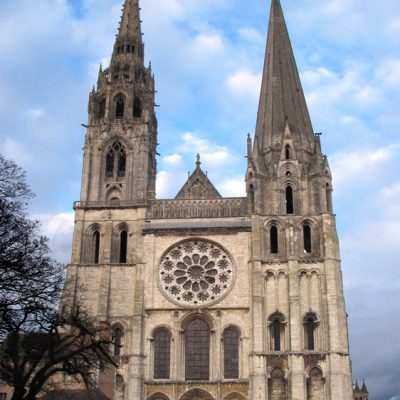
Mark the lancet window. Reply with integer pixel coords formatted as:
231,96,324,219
119,230,128,264
105,142,126,178
133,96,142,118
270,226,279,254
223,327,239,379
115,94,125,119
93,231,100,264
285,145,291,160
269,313,285,351
304,314,317,351
303,224,312,254
112,325,124,356
185,318,210,381
153,329,171,379
285,186,294,214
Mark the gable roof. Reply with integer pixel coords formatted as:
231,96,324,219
175,154,222,200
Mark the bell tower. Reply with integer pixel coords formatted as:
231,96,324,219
246,0,353,399
80,0,157,206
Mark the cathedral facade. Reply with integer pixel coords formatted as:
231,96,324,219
63,0,355,399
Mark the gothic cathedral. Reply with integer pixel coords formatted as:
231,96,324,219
63,0,356,399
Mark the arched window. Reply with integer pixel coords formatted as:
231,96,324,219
303,224,312,253
269,313,285,351
270,226,278,254
93,231,100,264
105,142,126,179
268,368,287,400
118,150,126,177
112,325,124,356
304,315,317,351
97,98,106,119
115,94,125,119
119,230,128,264
106,149,114,177
223,327,239,379
273,319,281,351
285,145,291,160
307,368,325,400
154,329,171,379
133,96,142,118
326,183,332,212
185,318,210,381
249,184,255,213
285,186,294,214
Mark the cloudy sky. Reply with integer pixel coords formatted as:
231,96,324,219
0,0,399,398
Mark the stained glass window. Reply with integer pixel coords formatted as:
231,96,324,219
224,328,239,379
185,318,210,381
154,329,171,379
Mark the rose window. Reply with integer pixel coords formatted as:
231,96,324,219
159,239,235,307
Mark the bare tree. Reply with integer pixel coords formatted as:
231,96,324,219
0,154,116,400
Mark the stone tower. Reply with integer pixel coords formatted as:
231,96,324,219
62,0,355,399
354,381,369,400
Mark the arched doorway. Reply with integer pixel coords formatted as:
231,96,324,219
180,388,214,400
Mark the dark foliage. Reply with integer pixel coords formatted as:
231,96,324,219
0,154,116,400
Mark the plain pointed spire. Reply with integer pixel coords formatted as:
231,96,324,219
255,0,315,157
118,0,142,42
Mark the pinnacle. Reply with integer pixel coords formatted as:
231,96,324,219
254,0,315,159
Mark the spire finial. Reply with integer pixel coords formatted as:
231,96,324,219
112,0,144,62
362,380,368,391
196,153,201,168
254,0,315,157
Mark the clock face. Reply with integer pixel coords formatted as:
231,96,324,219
158,239,236,308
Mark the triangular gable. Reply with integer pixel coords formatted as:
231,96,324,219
175,155,222,200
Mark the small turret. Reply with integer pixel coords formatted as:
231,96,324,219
354,379,369,400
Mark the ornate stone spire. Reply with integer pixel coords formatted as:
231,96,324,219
113,0,144,62
255,0,315,159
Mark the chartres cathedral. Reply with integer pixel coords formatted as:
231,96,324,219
63,0,363,399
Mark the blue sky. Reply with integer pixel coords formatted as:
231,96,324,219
0,0,400,399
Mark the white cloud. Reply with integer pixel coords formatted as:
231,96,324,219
376,58,400,87
226,68,261,101
178,132,237,168
192,33,224,54
156,170,187,199
219,177,246,197
163,154,183,166
2,138,34,169
380,182,400,199
26,108,45,119
237,28,263,44
331,145,397,188
36,212,75,263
